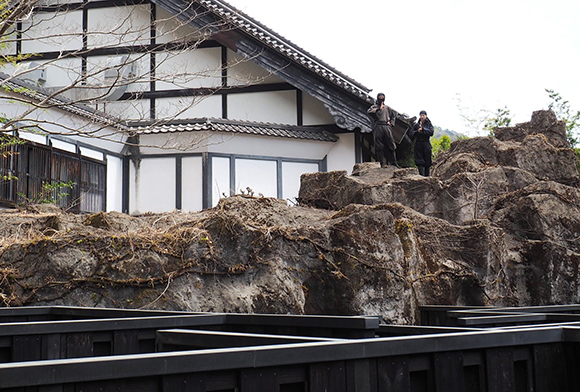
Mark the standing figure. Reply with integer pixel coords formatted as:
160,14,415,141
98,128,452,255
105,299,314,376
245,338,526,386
367,93,399,168
411,110,434,176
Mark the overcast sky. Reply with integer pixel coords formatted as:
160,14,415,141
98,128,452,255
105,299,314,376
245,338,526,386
226,0,580,135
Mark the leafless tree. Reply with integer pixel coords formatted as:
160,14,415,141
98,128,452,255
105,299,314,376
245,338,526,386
0,0,270,149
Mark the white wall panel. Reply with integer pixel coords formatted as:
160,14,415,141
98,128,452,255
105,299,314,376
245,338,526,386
155,8,203,44
50,139,77,153
156,95,222,120
235,158,277,198
21,11,83,53
156,48,222,90
228,91,297,124
181,156,203,211
80,148,104,161
138,132,216,155
25,58,83,88
86,54,150,94
282,161,319,203
227,51,284,86
99,99,150,121
302,93,335,125
131,158,176,214
326,133,356,174
212,156,230,207
87,5,151,48
209,134,333,161
19,131,47,144
106,155,123,212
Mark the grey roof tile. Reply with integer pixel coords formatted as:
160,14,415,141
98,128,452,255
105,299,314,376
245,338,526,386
131,117,339,142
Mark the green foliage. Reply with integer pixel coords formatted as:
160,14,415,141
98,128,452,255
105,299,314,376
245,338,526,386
18,180,76,205
455,94,513,136
545,89,580,147
483,106,512,136
431,135,452,158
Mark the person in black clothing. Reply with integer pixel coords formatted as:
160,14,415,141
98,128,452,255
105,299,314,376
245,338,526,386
367,93,399,168
411,110,434,176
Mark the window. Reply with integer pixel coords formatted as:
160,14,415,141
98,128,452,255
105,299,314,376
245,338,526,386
0,140,106,212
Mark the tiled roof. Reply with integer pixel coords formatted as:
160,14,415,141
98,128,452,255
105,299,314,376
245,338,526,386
197,0,373,102
130,118,339,142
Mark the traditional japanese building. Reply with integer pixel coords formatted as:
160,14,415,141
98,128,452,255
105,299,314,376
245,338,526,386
0,0,411,213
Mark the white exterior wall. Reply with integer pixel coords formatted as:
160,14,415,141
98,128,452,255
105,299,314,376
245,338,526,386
106,156,124,212
87,5,151,48
155,7,202,44
282,161,320,202
228,91,297,124
130,158,176,214
182,156,204,212
156,95,223,120
208,133,333,160
156,49,222,90
227,51,284,86
86,54,151,94
21,11,83,53
302,93,334,126
235,159,277,197
212,156,231,207
326,133,356,174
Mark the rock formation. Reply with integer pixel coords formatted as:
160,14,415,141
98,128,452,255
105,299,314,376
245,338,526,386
1,110,579,324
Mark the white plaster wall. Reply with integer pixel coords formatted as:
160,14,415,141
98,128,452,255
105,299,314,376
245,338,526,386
99,99,150,122
87,5,151,48
21,11,83,53
140,131,335,161
181,156,203,212
50,139,77,154
18,58,84,88
208,133,334,161
235,158,277,198
227,51,284,86
138,131,217,155
326,133,356,174
282,161,319,203
106,155,123,212
18,131,47,145
228,91,297,124
85,54,150,94
156,94,222,120
302,93,335,126
156,48,222,90
80,148,104,161
155,7,202,44
130,157,176,214
212,156,231,207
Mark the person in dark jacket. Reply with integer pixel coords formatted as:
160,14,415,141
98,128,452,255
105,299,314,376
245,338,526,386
367,93,399,168
411,110,434,176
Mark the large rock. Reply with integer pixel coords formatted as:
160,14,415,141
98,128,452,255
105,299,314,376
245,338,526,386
0,110,579,323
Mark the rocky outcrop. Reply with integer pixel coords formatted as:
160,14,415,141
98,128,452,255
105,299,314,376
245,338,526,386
0,110,579,324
